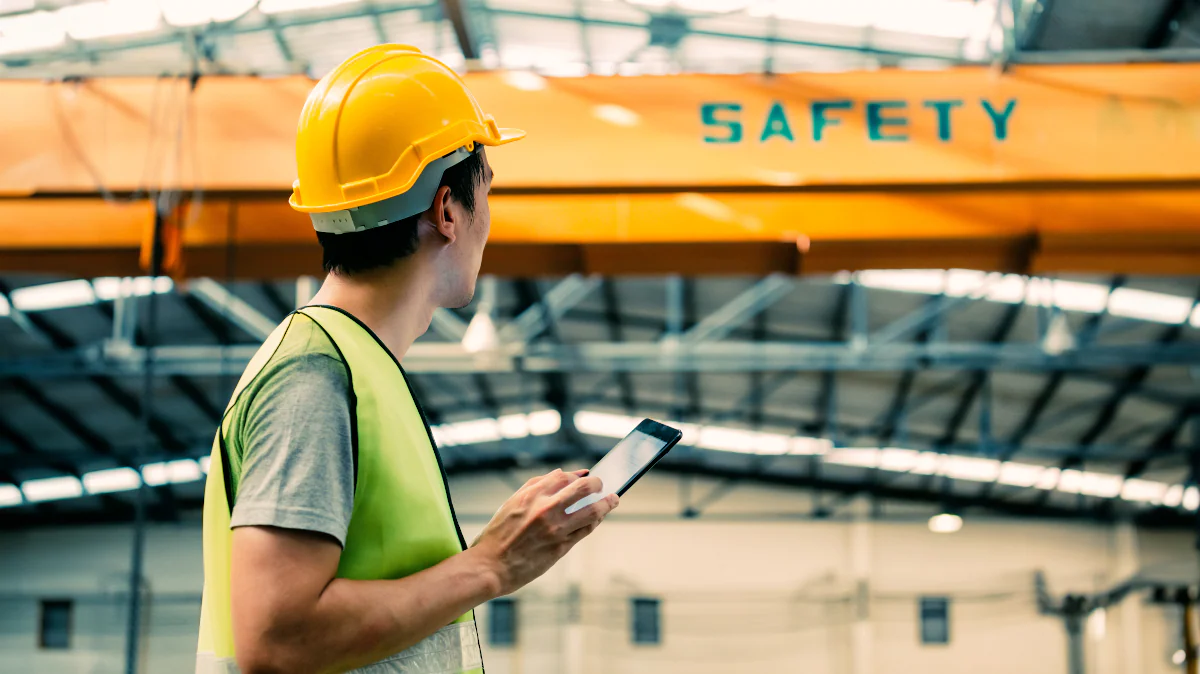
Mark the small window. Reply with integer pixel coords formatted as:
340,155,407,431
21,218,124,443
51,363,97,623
631,597,661,645
488,597,517,647
39,599,72,650
919,597,950,645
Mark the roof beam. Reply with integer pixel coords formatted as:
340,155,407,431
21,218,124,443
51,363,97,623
600,280,636,414
11,340,1199,378
1144,0,1194,49
9,378,128,465
514,280,588,456
679,274,792,344
186,278,276,342
935,303,1024,449
440,0,479,60
428,309,470,342
498,275,601,345
1125,401,1200,478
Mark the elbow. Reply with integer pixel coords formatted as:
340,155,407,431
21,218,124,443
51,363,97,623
236,639,307,674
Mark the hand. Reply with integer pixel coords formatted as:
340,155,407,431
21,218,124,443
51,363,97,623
470,469,618,596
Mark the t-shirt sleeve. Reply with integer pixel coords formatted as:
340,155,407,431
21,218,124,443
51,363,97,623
230,336,356,547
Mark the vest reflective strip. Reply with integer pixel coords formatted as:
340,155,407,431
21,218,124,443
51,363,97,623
196,621,482,674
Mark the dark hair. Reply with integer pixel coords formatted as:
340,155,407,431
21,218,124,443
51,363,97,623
316,148,486,276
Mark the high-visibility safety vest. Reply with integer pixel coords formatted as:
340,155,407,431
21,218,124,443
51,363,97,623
196,305,484,674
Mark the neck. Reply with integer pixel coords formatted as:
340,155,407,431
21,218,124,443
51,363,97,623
308,261,438,361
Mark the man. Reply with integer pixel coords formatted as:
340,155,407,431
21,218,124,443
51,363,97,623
196,45,618,674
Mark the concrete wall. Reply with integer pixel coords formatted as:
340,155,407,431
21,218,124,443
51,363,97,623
0,472,1192,674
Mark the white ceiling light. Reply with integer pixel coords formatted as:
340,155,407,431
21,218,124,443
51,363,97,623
697,427,790,455
432,411,561,448
497,414,530,439
21,476,83,502
847,269,1197,328
443,418,503,445
574,411,640,439
878,448,920,472
1174,650,1187,666
792,437,832,455
159,0,256,26
199,456,212,474
61,0,160,40
1162,484,1185,508
83,467,142,494
928,512,962,533
1119,478,1168,504
258,0,359,13
461,314,498,353
0,10,65,54
92,276,173,301
997,462,1044,488
1107,287,1194,325
462,276,497,354
527,410,561,436
824,447,881,467
141,459,202,486
10,279,96,312
1077,472,1124,499
0,484,22,508
938,455,1001,482
1184,486,1199,511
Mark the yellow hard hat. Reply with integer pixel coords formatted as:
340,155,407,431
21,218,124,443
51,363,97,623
290,44,524,234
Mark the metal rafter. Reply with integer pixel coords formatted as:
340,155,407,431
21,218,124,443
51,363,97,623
16,340,1199,377
1125,400,1200,478
498,275,600,345
258,282,292,319
92,300,222,425
995,277,1123,461
186,278,276,342
934,302,1024,450
515,280,587,455
10,378,126,464
0,281,188,459
1144,0,1194,49
679,274,792,344
600,279,636,413
440,0,479,60
1032,287,1200,507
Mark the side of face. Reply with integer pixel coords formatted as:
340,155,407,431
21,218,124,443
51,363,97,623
429,150,493,309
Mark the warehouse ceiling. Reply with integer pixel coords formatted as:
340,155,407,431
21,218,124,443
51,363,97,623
0,271,1197,529
0,0,1198,529
0,0,1197,81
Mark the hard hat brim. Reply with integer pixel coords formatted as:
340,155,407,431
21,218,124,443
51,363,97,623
486,127,526,145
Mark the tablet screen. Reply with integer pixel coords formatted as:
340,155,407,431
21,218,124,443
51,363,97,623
565,427,669,515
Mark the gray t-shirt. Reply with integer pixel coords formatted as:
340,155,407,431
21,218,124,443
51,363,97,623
228,313,356,546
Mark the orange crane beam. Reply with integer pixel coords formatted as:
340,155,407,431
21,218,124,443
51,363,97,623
1,65,1199,277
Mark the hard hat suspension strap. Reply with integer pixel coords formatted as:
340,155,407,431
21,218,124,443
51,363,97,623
309,144,477,235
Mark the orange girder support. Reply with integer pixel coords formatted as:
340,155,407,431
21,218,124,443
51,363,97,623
1,64,1199,277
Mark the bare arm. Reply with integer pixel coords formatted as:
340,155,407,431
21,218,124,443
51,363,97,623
231,469,617,674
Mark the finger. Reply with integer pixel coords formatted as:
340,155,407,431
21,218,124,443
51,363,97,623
572,469,590,477
566,519,602,545
533,469,574,495
554,475,603,507
564,493,617,533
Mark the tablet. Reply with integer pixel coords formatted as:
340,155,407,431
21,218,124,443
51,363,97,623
565,418,682,515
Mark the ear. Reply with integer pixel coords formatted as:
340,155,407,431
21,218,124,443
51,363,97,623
428,185,458,245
